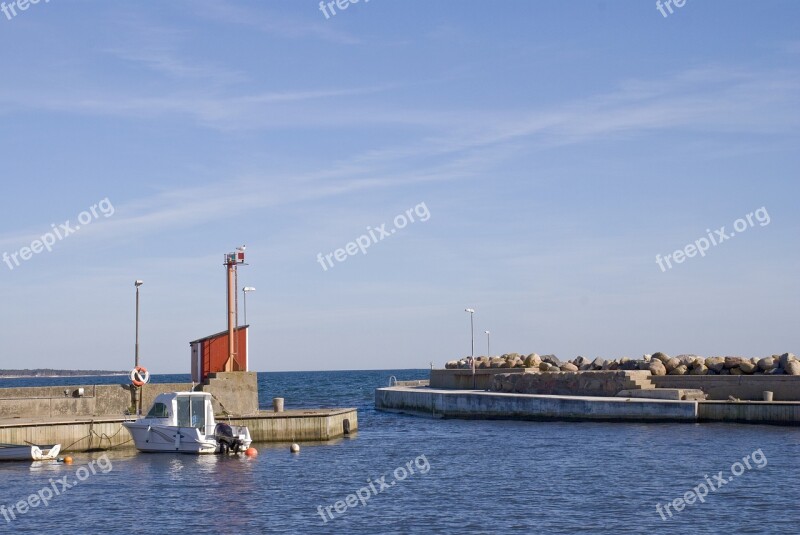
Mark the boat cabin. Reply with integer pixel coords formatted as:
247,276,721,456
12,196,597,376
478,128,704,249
143,392,216,436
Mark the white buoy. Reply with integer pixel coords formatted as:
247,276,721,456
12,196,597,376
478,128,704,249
290,443,300,453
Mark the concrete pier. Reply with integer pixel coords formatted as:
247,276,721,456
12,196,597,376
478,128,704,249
376,386,800,425
0,372,358,452
376,386,698,422
0,408,358,452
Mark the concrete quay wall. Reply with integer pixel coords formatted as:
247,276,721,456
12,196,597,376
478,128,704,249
0,383,192,419
227,408,358,442
376,387,800,425
375,387,698,422
0,408,359,452
0,372,260,419
651,375,800,401
430,368,531,390
491,370,653,397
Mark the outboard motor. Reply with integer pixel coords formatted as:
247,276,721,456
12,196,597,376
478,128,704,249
215,423,244,454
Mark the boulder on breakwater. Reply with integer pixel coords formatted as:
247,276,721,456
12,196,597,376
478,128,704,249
444,352,799,377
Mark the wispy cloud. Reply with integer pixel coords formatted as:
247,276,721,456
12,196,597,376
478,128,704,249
1,65,796,251
187,0,361,45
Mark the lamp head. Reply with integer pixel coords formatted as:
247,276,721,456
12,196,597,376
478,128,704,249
134,280,144,287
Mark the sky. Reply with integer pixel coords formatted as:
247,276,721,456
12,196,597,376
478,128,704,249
0,0,798,373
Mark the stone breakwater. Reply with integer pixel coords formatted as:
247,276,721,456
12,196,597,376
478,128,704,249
445,352,800,376
492,370,655,397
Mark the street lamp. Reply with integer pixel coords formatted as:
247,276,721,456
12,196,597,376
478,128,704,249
134,280,143,368
134,280,143,415
242,287,256,325
465,308,475,388
485,330,491,357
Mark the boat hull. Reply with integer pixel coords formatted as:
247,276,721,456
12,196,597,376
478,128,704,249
122,423,251,454
0,443,61,461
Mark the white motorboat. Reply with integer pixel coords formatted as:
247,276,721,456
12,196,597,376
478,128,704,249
122,391,252,454
0,443,61,461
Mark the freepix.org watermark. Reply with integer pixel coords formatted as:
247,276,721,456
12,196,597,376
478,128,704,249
1,0,50,22
317,454,431,524
316,202,430,271
2,454,113,524
656,0,688,18
3,198,115,272
656,448,767,521
655,207,770,272
318,0,369,20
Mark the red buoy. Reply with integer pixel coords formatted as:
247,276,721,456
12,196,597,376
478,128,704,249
245,447,258,457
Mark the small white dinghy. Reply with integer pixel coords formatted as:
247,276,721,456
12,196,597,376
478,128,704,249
0,443,61,461
123,391,252,455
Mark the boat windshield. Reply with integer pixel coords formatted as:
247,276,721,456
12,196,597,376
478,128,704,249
177,396,207,430
145,402,170,419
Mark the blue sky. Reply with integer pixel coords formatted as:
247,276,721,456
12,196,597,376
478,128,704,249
0,1,798,373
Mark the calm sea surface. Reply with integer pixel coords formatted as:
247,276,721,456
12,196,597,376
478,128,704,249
1,370,799,534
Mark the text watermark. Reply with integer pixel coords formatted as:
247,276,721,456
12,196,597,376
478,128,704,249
656,448,767,521
317,454,431,523
316,202,430,271
2,454,113,524
655,207,770,272
656,0,688,18
319,0,369,20
1,0,50,22
3,197,115,272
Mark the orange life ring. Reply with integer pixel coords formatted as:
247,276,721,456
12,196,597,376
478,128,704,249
130,366,150,387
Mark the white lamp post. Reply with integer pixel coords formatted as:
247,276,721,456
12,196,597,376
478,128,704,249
465,308,475,388
485,330,491,357
134,280,143,415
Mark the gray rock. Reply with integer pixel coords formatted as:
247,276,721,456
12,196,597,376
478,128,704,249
652,352,671,364
780,353,796,369
757,357,777,371
524,354,541,367
724,356,747,369
665,358,681,372
706,357,725,373
786,361,800,376
739,361,758,374
445,360,458,369
768,367,786,375
649,360,667,376
538,362,551,372
541,355,561,366
669,364,688,375
690,364,709,375
730,367,744,375
719,368,731,375
591,357,605,369
560,362,579,372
